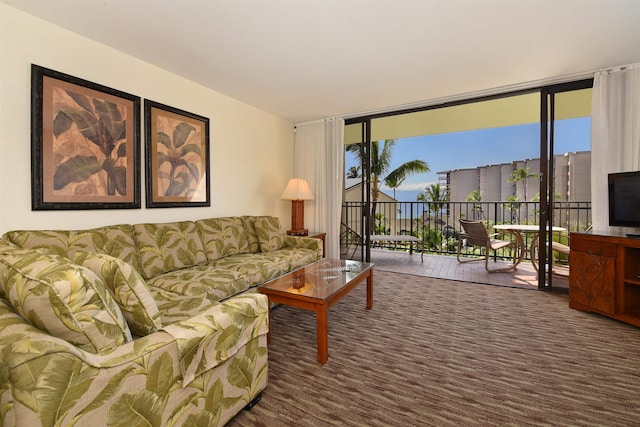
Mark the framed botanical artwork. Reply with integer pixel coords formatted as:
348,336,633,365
144,100,210,208
31,64,141,210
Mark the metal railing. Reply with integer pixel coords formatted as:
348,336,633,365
342,200,592,262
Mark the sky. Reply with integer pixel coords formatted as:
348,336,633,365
345,116,592,202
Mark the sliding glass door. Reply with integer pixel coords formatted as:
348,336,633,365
538,82,593,289
343,80,593,290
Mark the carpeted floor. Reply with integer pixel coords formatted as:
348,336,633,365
229,271,640,427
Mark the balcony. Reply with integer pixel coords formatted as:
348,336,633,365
341,200,591,288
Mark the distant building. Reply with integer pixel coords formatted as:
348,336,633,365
343,178,400,234
438,151,591,203
437,151,591,224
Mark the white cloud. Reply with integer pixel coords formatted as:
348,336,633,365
380,181,438,191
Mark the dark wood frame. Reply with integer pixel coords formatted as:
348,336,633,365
31,64,141,210
144,100,210,208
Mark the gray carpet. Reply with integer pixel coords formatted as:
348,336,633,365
229,271,640,426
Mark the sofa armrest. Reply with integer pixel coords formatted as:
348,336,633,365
284,236,323,258
0,294,269,425
160,293,269,385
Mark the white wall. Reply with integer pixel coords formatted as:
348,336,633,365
0,4,295,234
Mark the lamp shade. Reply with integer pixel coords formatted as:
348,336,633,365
281,178,314,200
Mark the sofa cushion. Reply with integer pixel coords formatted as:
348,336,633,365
254,216,285,252
0,249,132,354
241,216,261,253
85,224,141,271
147,265,250,302
209,253,289,285
133,221,207,279
196,217,250,262
72,251,162,336
2,224,141,271
3,229,76,258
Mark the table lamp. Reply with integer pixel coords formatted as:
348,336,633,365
281,178,314,236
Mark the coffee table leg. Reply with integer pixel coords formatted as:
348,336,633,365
316,306,328,364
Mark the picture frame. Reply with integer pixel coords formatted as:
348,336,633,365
31,64,141,210
144,100,210,208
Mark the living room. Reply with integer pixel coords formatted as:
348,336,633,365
1,1,640,426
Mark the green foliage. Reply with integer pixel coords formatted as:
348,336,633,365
374,213,390,234
465,189,485,219
508,167,538,201
347,139,429,232
417,183,449,214
504,195,521,222
346,139,429,202
422,226,442,250
346,165,361,178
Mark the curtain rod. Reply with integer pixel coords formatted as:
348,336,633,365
596,61,640,74
294,117,341,127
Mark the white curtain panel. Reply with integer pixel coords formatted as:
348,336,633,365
590,64,640,233
294,118,345,258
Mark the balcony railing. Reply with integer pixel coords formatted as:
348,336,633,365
342,200,592,263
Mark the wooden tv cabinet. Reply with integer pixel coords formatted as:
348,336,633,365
569,230,640,327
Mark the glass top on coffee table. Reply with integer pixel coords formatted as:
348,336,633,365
260,258,374,300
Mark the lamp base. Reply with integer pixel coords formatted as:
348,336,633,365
288,200,307,236
285,283,314,294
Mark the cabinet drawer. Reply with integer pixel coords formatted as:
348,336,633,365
571,239,617,257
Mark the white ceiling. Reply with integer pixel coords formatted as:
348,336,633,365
5,0,640,123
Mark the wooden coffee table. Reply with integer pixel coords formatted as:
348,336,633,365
258,258,374,364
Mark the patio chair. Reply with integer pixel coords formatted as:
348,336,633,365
530,238,570,272
457,219,521,272
530,225,591,272
340,222,362,259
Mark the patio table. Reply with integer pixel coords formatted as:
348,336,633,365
493,224,567,270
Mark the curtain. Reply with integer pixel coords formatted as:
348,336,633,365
590,64,640,233
294,118,345,258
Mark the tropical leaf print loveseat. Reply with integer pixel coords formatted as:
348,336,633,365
0,216,322,426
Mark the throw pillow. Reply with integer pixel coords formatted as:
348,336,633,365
72,251,162,336
0,249,132,354
254,216,285,252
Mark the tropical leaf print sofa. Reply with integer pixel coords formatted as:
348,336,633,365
0,216,322,426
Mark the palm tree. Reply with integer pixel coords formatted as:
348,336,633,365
508,167,538,202
385,174,405,200
346,139,429,228
504,195,521,222
465,189,484,220
346,165,361,179
417,183,449,215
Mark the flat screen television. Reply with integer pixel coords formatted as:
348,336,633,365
608,171,640,229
